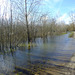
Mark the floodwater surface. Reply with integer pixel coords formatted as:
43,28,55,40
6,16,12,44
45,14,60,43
0,33,75,74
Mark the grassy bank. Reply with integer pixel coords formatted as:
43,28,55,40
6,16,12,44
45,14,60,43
69,32,74,38
56,32,67,36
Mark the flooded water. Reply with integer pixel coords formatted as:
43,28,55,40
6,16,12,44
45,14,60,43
0,33,75,75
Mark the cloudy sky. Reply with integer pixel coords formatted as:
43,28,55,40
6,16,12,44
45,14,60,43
42,0,75,24
0,0,75,24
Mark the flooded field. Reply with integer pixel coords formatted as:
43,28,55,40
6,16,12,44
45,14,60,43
0,33,75,75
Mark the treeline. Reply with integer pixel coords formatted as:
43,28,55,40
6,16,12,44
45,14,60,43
0,0,75,50
0,17,75,50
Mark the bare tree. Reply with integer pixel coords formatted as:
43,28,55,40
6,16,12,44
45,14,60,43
69,11,75,31
9,0,13,48
24,0,42,43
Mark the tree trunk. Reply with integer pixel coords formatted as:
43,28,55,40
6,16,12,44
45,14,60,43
25,0,30,43
10,2,13,49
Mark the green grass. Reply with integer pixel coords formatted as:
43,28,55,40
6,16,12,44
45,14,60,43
56,32,67,36
61,32,67,35
69,32,74,38
18,43,26,47
18,43,37,47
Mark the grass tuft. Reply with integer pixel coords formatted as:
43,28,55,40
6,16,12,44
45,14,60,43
69,32,74,38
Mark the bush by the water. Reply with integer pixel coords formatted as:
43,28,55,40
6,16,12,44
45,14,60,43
69,32,74,37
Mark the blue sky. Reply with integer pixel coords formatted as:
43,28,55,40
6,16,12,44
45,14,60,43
0,0,75,24
41,0,75,24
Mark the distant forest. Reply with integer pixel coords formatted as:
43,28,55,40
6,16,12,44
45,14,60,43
0,0,75,50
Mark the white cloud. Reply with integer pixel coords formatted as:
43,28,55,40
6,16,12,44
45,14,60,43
56,13,71,24
42,16,48,21
53,0,62,3
44,0,49,2
0,0,10,19
65,17,71,24
57,13,67,21
44,0,62,3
